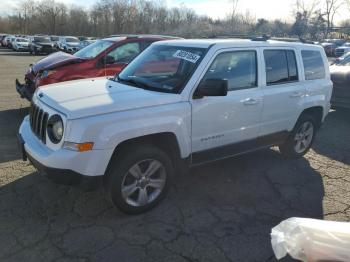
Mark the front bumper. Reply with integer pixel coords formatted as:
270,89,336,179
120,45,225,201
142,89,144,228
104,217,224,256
34,46,56,54
19,116,112,186
16,79,33,101
16,46,29,51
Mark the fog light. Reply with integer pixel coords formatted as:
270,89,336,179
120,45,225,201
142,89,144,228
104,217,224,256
63,142,94,152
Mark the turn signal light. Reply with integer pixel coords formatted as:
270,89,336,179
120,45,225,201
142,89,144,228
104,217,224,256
77,142,94,152
63,142,94,152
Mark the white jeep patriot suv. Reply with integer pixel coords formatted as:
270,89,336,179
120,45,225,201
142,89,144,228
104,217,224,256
18,39,332,214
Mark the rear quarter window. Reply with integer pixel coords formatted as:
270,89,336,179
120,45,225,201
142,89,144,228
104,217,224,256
301,50,326,80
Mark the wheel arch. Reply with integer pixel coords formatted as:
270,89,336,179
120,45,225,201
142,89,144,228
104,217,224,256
299,106,324,128
107,132,184,170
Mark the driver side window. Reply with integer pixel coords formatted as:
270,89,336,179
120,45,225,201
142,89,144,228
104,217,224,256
107,42,141,64
202,51,257,91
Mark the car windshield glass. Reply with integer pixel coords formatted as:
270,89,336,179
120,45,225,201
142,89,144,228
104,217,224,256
336,55,350,66
17,38,28,42
74,40,114,59
34,37,50,42
117,45,207,93
50,36,59,41
66,37,79,43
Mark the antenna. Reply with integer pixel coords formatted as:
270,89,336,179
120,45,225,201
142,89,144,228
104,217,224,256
104,48,107,77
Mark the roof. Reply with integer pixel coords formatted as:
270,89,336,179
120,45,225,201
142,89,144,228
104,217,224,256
102,37,128,42
154,38,320,49
107,34,182,39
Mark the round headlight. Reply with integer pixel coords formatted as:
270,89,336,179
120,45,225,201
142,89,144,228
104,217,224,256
47,115,64,144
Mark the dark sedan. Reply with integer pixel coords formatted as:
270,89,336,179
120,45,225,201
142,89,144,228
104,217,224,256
28,36,57,55
330,57,350,109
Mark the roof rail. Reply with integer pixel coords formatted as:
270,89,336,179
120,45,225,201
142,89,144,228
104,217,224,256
251,35,315,44
251,34,270,41
210,34,251,39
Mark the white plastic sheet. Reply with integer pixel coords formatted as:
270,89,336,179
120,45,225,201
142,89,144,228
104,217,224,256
271,217,350,261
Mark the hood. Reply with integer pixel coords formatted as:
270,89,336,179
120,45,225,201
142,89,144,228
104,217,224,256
67,42,80,46
36,78,182,119
330,65,350,84
32,51,83,74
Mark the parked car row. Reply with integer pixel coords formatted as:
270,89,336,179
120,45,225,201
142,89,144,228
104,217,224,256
16,35,181,100
319,38,350,57
0,34,97,55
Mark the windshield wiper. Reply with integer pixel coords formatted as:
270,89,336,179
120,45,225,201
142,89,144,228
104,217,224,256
116,76,147,89
116,76,175,93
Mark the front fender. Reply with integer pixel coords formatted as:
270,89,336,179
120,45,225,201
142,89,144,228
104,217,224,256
65,102,192,159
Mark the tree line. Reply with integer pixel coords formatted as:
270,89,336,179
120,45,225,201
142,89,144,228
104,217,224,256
0,0,349,40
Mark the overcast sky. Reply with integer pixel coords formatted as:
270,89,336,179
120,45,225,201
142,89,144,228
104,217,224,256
0,0,348,23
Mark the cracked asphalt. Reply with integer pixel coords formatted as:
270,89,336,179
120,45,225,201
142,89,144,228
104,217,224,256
0,47,349,262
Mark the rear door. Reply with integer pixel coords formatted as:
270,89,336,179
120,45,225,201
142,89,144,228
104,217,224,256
259,48,306,138
302,50,332,112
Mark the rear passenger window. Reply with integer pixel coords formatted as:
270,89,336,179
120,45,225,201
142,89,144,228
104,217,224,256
202,51,257,91
264,50,298,85
301,50,326,80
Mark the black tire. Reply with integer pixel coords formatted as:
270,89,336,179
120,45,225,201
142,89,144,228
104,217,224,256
279,114,317,158
104,144,173,214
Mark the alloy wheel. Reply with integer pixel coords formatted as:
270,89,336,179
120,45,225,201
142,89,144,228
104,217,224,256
121,159,167,207
294,121,314,154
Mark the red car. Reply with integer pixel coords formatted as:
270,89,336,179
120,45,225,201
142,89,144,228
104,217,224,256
16,35,180,100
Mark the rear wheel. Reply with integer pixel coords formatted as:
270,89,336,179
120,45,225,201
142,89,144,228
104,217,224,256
279,114,317,158
104,144,173,214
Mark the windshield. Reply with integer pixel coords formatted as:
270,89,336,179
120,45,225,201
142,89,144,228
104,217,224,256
34,37,50,43
50,36,59,41
17,38,28,42
66,37,79,43
74,40,114,59
335,54,350,66
117,45,207,93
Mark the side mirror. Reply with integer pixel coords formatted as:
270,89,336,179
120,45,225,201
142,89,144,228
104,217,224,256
105,55,116,64
194,79,228,98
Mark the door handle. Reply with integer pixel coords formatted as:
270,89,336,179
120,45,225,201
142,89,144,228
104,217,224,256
243,98,259,106
290,92,304,98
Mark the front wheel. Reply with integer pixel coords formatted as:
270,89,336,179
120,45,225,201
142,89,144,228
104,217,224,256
104,145,173,214
279,114,317,158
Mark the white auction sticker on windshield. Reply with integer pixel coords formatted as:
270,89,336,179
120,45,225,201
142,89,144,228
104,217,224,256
173,50,201,63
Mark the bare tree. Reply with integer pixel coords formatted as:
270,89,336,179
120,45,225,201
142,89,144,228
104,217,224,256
324,0,343,37
1,0,344,40
295,0,319,18
229,0,239,32
35,0,67,34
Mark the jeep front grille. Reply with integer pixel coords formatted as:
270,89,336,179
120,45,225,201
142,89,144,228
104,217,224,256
29,102,49,143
